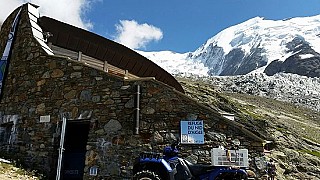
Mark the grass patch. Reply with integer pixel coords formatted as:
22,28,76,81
299,149,320,158
0,161,41,179
275,126,287,133
0,162,11,172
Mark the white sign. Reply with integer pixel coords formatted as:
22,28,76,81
211,148,248,167
40,115,50,123
180,121,204,144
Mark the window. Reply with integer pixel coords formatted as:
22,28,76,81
0,123,13,145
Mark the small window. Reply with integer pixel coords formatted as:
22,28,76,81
89,166,98,176
0,123,13,145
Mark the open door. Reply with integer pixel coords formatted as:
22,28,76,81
62,121,90,180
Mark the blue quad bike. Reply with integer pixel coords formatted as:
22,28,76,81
133,143,250,180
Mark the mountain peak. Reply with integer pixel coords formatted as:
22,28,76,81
140,14,320,77
190,14,320,76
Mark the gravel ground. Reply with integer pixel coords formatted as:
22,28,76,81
0,159,39,180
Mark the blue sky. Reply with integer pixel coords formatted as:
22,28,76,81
86,0,320,52
1,0,320,52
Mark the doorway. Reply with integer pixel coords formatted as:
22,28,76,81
62,121,90,180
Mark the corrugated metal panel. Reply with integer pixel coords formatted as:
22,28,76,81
95,47,106,60
67,36,79,50
77,39,89,53
38,16,184,93
131,62,143,75
56,32,69,47
87,43,98,56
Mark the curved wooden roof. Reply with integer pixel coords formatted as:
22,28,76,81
38,16,184,93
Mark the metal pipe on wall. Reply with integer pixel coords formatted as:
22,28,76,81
134,85,140,135
56,114,67,180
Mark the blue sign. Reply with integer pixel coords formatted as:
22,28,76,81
180,121,204,144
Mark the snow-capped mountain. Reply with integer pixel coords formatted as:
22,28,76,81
136,50,208,76
139,15,320,77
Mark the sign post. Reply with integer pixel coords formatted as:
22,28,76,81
180,120,204,144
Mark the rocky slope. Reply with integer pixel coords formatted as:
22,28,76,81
181,73,320,112
264,37,320,77
178,77,320,179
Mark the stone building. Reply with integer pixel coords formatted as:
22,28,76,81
0,3,264,179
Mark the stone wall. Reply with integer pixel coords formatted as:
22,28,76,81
0,4,264,179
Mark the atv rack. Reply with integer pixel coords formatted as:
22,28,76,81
139,152,162,160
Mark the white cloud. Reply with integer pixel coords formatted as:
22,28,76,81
0,0,21,24
114,20,163,49
0,0,96,30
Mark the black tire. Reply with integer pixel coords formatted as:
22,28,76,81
133,170,161,180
